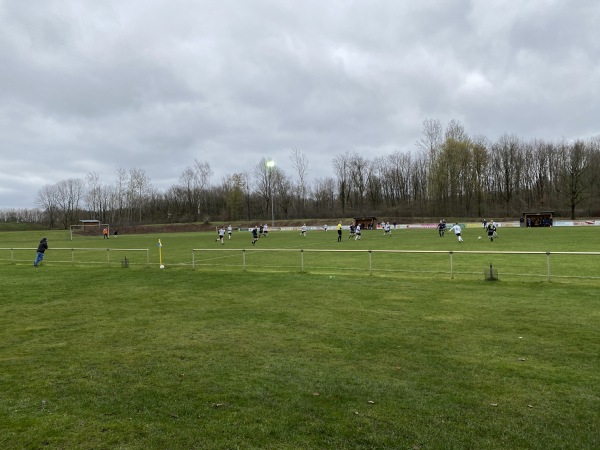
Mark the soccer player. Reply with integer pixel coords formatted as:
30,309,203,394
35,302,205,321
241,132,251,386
491,220,498,239
438,220,446,237
384,222,391,236
486,222,495,241
450,223,463,242
227,224,233,239
263,223,269,237
216,226,225,244
348,223,355,239
251,226,258,245
300,224,307,237
355,224,362,240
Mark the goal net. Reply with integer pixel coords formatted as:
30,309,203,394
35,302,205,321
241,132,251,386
69,223,110,241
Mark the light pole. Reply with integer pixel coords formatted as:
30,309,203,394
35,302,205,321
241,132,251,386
266,159,275,228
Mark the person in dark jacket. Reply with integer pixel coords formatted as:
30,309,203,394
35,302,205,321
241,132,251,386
34,237,48,267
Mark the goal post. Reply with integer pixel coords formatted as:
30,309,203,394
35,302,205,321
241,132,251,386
69,224,83,241
69,222,110,241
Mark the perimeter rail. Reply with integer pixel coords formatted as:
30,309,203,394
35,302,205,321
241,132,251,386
1,247,150,267
192,248,600,281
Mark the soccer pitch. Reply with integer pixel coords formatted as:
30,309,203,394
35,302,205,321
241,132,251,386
0,227,599,448
3,225,600,281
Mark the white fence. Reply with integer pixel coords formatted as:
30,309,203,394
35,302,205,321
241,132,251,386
192,248,600,282
0,247,150,267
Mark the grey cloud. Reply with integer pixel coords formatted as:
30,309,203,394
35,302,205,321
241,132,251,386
0,0,598,209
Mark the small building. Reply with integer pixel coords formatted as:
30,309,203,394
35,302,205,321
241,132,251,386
521,211,554,227
79,219,101,228
353,217,377,230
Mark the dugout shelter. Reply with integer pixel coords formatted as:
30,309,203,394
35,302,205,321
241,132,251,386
521,211,554,227
353,216,377,230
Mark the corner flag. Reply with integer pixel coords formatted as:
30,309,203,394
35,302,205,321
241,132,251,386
158,239,163,265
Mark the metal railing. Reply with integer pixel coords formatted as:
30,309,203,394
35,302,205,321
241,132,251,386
0,247,150,267
191,248,600,282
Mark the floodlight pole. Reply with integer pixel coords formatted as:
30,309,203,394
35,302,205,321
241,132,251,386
266,159,275,228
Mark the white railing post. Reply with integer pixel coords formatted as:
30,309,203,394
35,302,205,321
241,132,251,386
450,251,454,279
301,249,304,272
547,252,551,282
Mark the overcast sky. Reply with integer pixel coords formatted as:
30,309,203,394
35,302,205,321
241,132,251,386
1,0,599,209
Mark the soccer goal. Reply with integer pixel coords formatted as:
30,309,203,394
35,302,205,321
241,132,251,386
69,221,110,241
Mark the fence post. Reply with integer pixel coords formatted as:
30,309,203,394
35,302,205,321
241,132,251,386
369,250,372,275
192,249,195,269
450,251,454,279
301,249,304,272
146,249,150,268
243,249,246,271
547,251,551,282
107,248,110,266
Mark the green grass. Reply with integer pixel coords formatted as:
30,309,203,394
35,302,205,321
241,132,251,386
2,225,599,281
0,227,599,448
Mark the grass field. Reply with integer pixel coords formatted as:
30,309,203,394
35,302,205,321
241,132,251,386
1,226,599,449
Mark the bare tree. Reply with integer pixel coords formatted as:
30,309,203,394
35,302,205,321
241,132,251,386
489,134,524,217
273,169,293,219
222,173,245,221
416,118,443,155
193,160,213,221
470,136,490,217
85,172,103,219
312,177,336,218
253,158,272,218
555,140,596,219
127,168,152,223
179,167,197,221
332,153,351,216
113,168,128,224
55,178,85,228
35,184,60,229
444,119,468,142
290,148,310,215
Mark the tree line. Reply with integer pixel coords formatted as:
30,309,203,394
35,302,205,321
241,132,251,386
4,119,599,228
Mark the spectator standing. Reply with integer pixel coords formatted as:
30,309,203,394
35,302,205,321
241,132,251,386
34,237,48,267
